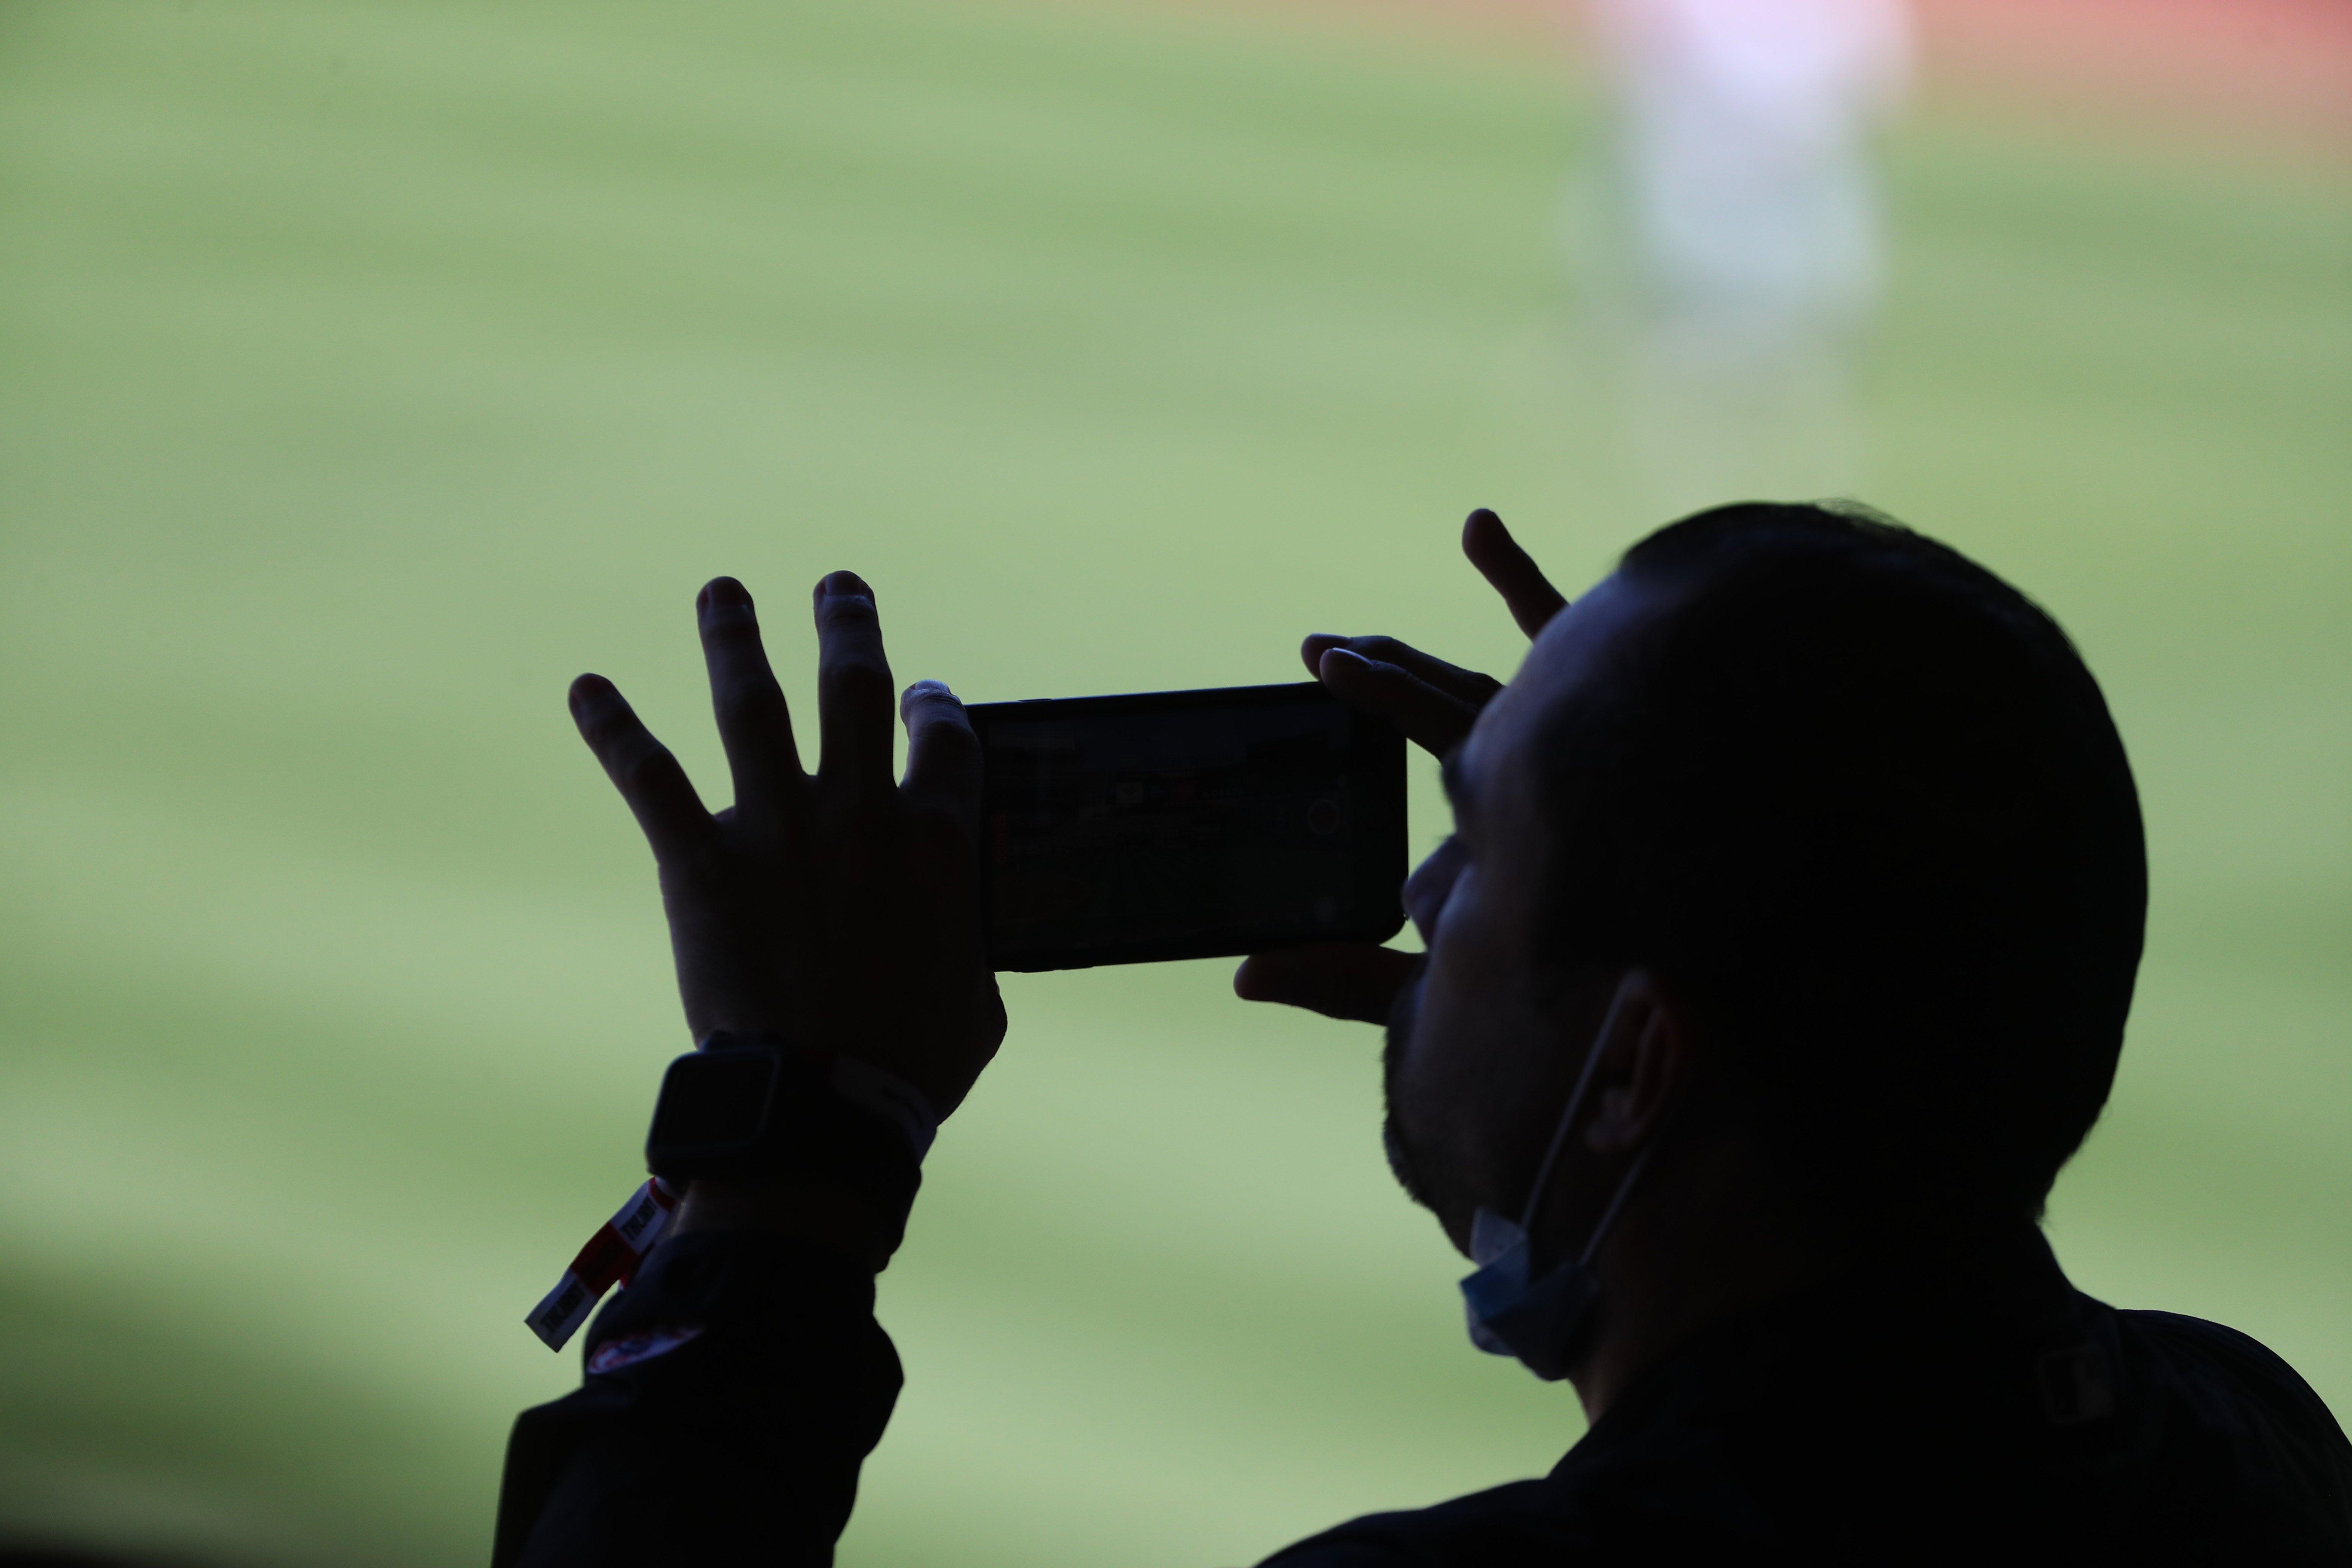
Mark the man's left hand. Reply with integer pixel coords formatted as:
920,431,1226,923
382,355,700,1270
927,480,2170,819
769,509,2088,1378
568,571,1004,1121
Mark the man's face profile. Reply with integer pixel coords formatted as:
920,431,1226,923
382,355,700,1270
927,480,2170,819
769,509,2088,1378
1381,570,1668,1256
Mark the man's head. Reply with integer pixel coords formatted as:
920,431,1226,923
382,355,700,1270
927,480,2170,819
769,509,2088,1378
1387,502,2146,1257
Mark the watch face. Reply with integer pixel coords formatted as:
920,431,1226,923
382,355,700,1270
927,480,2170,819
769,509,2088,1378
648,1050,776,1158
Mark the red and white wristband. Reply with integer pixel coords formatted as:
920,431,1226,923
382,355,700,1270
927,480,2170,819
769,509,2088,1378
524,1178,681,1351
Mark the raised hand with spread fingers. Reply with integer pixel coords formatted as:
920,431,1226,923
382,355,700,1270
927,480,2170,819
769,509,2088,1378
567,570,1004,1124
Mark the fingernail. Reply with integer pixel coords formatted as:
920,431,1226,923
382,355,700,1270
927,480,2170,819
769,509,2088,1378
1323,647,1371,670
701,578,755,624
568,674,619,714
818,570,872,601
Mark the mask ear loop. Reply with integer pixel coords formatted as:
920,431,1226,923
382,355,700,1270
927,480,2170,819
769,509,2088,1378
1574,1122,1662,1269
1514,976,1638,1237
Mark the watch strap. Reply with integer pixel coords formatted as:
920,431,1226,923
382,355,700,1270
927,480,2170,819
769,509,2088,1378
643,1033,932,1217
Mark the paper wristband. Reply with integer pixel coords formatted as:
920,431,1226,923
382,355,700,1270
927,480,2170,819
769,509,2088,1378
524,1178,679,1351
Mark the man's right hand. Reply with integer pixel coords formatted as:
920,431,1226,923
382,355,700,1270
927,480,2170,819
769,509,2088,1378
1233,508,1567,1025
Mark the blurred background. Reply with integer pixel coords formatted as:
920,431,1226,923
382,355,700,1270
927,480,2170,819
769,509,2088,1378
0,0,2344,1562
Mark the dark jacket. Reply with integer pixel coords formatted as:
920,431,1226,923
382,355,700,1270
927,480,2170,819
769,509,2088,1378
495,1223,2352,1565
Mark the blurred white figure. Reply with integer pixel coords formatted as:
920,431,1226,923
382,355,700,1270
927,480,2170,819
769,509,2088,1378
1583,0,1912,514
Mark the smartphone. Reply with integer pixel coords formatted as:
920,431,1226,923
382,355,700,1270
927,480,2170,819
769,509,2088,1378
966,683,1408,971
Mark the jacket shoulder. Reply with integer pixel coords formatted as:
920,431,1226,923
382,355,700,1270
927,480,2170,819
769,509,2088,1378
2109,1305,2352,1556
2116,1308,2349,1449
1253,1479,1560,1568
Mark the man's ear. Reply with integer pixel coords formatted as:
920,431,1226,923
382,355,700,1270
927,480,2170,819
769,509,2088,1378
1584,969,1696,1155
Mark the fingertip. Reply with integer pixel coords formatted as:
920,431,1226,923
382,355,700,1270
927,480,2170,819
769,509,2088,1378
815,570,874,604
1233,954,1280,1003
568,675,634,741
699,579,759,637
900,678,961,713
1319,646,1372,677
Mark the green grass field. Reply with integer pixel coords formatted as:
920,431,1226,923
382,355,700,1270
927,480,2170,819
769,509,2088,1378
1,1,2346,1563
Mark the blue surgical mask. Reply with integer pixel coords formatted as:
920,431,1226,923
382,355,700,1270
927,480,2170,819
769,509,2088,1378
1458,980,1662,1381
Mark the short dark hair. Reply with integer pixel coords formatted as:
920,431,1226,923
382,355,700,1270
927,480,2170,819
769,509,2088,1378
1533,502,2146,1222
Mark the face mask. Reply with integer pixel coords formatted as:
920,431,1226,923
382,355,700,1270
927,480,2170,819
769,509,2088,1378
1458,979,1663,1382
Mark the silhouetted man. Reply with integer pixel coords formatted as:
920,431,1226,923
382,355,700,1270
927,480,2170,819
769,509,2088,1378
494,503,2352,1565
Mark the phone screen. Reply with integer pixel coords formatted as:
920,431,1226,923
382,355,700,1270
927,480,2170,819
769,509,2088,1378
967,683,1407,971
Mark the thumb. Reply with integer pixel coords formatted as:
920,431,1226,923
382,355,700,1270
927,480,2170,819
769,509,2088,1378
1234,943,1420,1027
